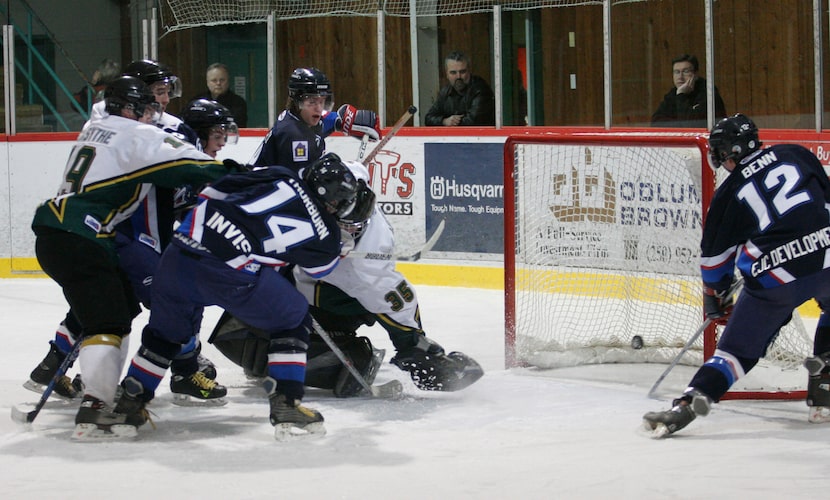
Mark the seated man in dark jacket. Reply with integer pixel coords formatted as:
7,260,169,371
424,51,495,126
651,54,727,128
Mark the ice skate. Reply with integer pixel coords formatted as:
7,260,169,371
806,370,830,423
170,371,228,407
642,403,696,438
269,393,325,441
197,354,217,380
24,343,83,400
642,390,710,438
808,406,830,423
72,395,141,441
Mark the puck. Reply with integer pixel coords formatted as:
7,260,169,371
631,335,644,350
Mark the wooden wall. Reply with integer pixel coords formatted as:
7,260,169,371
158,1,827,129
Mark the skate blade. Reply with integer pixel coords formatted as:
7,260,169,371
171,394,228,407
22,380,79,401
273,421,326,442
808,406,830,423
71,423,137,441
369,380,404,399
641,419,671,439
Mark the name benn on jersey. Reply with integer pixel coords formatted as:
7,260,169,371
205,212,252,253
740,150,777,179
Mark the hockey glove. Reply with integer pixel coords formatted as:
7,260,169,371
703,286,734,323
336,104,382,141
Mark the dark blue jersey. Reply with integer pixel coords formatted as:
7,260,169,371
253,110,327,171
701,144,830,290
175,166,341,278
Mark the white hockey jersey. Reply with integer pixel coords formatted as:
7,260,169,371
293,162,422,331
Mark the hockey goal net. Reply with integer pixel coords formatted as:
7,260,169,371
504,132,813,399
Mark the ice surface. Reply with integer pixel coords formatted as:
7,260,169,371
0,278,825,499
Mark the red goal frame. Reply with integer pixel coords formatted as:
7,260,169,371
502,132,806,401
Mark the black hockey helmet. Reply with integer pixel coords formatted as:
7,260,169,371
338,179,376,239
104,75,158,118
181,98,239,144
303,153,359,219
288,67,334,111
708,113,761,168
123,59,182,98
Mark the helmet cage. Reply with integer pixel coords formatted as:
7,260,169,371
337,181,375,239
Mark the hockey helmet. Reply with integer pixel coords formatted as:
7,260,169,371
303,153,359,219
104,76,159,118
288,67,334,111
708,113,761,168
181,98,239,145
123,59,182,98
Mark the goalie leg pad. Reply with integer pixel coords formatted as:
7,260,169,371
305,334,384,397
209,311,270,378
333,337,384,397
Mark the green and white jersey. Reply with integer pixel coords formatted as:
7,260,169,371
32,112,229,257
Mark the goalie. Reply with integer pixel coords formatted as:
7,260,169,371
211,159,483,395
218,95,484,393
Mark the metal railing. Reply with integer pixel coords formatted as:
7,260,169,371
2,0,92,133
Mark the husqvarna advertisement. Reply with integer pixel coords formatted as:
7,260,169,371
424,143,505,255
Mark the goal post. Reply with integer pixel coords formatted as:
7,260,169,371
504,132,813,400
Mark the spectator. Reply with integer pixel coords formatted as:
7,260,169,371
424,51,495,126
193,63,248,127
73,58,120,115
651,54,727,128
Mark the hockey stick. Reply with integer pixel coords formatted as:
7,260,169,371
647,278,744,399
11,340,82,425
311,318,403,399
356,134,371,163
647,318,712,400
348,219,445,262
361,105,417,167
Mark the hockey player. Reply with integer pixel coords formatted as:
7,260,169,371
214,69,483,395
252,67,382,168
31,76,233,440
643,113,830,437
180,98,239,158
23,62,228,404
113,153,359,440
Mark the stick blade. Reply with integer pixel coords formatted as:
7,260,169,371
10,405,35,426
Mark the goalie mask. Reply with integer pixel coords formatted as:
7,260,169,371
104,76,159,119
708,113,761,169
338,180,376,239
288,67,334,112
303,153,359,219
